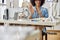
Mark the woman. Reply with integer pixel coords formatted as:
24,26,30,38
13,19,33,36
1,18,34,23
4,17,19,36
29,0,48,19
28,0,48,32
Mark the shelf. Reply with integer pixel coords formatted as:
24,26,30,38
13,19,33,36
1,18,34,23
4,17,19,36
0,19,59,26
0,20,5,25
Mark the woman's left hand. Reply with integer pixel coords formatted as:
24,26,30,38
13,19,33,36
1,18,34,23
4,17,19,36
36,7,44,18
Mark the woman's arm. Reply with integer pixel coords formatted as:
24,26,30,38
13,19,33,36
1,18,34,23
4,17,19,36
28,3,34,19
36,7,44,18
36,7,45,18
36,7,48,18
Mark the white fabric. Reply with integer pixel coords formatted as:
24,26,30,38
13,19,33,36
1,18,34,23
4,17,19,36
30,29,41,36
0,26,35,40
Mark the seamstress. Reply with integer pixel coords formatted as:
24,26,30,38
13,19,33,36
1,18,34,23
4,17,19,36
28,0,48,33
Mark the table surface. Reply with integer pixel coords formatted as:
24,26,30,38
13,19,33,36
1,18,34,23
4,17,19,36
0,19,60,26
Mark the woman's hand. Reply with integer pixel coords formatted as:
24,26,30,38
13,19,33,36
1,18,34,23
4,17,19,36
35,1,44,17
35,3,44,18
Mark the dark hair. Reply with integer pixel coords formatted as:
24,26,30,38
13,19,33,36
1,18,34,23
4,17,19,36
30,0,45,6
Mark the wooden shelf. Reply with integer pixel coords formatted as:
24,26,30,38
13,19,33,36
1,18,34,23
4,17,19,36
0,19,59,26
0,20,5,25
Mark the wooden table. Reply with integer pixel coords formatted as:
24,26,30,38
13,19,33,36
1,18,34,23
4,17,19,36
0,19,60,40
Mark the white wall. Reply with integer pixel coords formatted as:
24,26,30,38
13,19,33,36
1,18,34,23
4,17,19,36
6,0,19,8
19,0,23,7
19,0,30,7
0,0,2,3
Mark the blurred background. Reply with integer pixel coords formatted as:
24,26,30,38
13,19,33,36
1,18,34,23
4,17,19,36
0,0,60,40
